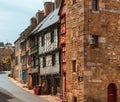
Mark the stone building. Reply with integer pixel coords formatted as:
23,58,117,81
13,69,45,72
14,37,22,81
66,0,120,102
11,47,15,78
0,42,14,71
14,17,37,82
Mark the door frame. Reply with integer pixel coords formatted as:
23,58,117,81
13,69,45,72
107,83,117,102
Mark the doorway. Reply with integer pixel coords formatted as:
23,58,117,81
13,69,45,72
108,83,117,102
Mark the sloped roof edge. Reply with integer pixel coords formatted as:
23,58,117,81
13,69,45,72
31,7,60,35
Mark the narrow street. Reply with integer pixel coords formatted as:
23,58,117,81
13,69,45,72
0,87,23,102
0,71,48,102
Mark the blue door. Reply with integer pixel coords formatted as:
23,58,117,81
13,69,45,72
22,70,27,83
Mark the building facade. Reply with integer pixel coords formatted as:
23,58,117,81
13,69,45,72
28,11,44,88
20,36,27,83
28,32,39,87
32,6,61,95
11,48,15,78
14,39,22,81
39,23,61,95
27,0,62,94
59,0,66,98
14,17,37,83
66,0,120,102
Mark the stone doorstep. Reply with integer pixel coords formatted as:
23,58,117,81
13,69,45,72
8,77,62,102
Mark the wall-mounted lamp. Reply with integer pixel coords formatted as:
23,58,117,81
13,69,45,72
78,76,84,82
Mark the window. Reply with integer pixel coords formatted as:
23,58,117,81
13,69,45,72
89,35,99,47
43,56,46,67
72,96,77,102
27,56,31,65
21,42,26,51
21,56,26,66
52,53,56,66
92,0,98,11
72,0,76,4
35,59,39,66
35,37,38,46
41,35,45,46
15,56,18,65
51,30,54,43
30,37,35,48
72,60,76,72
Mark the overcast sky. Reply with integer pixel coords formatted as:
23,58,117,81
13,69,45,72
0,0,50,45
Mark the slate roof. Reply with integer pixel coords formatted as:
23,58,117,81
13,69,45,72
31,7,60,35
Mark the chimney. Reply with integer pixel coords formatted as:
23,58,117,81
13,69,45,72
30,17,37,25
44,2,54,16
36,10,44,24
54,0,61,9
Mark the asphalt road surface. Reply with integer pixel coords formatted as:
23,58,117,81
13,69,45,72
0,71,48,102
0,87,23,102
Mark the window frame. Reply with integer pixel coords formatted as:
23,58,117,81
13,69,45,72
43,56,46,68
52,53,56,66
51,30,54,43
15,56,18,65
90,35,99,48
92,0,98,11
72,60,76,72
41,35,45,46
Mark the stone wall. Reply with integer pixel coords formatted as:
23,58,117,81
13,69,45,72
66,0,85,101
66,0,120,102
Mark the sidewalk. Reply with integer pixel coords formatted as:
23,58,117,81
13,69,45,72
8,77,63,102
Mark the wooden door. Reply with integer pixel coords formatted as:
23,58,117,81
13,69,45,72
108,83,116,102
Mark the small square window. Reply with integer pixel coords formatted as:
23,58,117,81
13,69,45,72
72,60,76,72
89,35,99,48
